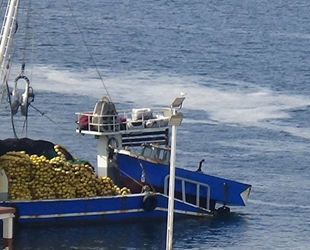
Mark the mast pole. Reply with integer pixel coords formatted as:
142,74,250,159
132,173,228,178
166,97,185,250
0,0,20,105
166,116,177,250
0,0,19,66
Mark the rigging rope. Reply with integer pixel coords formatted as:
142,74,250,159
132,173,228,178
65,0,112,101
7,0,33,137
21,0,32,66
5,80,18,138
19,0,31,136
29,103,63,127
116,166,156,192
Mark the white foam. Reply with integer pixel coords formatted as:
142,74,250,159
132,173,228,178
8,65,310,139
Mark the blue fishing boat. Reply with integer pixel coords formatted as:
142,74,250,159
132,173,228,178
0,0,251,225
0,96,251,224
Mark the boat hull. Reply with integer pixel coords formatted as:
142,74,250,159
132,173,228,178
117,153,251,208
0,193,212,224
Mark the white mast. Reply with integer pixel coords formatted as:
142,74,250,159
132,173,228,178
0,0,20,106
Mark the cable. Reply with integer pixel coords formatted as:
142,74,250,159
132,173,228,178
5,80,18,138
21,115,28,136
20,0,32,68
116,166,146,190
28,103,63,127
65,0,112,101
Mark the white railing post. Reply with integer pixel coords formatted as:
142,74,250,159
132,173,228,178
0,207,15,250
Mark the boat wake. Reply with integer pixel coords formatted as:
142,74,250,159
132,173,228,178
9,65,310,140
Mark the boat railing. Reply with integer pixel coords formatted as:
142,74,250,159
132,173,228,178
164,175,211,210
76,112,120,134
76,108,171,136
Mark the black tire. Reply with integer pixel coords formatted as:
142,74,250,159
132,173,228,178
142,195,158,211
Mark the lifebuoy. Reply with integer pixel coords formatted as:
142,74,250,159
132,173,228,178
142,194,158,211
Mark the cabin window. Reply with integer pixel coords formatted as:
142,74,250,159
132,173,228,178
158,149,165,160
141,146,154,159
141,146,170,164
158,149,170,164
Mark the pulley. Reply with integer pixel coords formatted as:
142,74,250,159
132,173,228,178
11,74,34,117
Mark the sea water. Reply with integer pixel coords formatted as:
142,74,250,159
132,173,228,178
1,0,310,249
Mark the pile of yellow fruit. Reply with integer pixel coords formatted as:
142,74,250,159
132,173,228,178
0,147,130,201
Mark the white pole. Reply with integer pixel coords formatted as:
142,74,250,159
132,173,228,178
0,0,20,107
166,115,177,250
0,0,19,66
0,207,15,250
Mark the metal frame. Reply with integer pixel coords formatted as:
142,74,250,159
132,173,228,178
164,175,211,210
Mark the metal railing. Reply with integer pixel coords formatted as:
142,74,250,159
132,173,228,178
76,108,171,135
164,175,211,210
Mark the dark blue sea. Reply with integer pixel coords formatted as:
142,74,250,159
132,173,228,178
1,0,310,249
